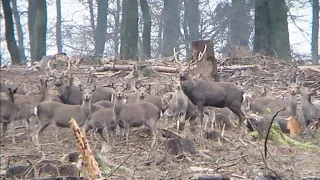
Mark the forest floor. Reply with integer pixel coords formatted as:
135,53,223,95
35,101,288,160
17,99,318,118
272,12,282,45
1,66,320,180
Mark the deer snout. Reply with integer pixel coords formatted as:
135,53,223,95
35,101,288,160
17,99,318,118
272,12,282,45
84,95,91,101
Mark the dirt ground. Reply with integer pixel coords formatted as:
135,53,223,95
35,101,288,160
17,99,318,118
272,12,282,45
1,67,320,180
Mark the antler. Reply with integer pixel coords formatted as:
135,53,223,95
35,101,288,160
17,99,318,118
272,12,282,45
63,57,71,74
188,44,207,67
47,58,55,75
173,47,183,68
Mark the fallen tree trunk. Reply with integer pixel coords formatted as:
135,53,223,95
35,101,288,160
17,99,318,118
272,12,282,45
95,64,259,73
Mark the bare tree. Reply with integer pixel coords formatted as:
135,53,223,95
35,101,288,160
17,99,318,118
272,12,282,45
88,0,95,31
183,0,200,58
253,0,291,61
140,0,151,59
162,0,181,57
94,0,108,56
120,0,139,60
229,0,253,47
34,0,47,61
2,0,21,64
114,0,121,57
56,0,62,53
28,0,37,63
11,0,26,62
311,0,319,64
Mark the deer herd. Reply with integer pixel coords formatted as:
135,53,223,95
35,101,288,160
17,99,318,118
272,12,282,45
1,49,319,149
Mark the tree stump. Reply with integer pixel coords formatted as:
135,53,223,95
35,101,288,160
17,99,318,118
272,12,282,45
191,40,219,81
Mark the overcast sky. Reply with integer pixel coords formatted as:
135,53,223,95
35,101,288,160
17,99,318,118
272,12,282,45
0,0,315,64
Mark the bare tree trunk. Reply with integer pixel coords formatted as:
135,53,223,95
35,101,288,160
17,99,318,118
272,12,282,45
253,0,291,61
94,0,108,56
157,8,164,58
34,0,47,62
312,0,319,65
2,0,21,64
11,0,26,62
88,0,95,32
229,0,252,47
162,0,180,57
120,0,138,60
28,0,37,63
184,0,200,59
139,0,151,59
114,0,121,57
56,0,62,53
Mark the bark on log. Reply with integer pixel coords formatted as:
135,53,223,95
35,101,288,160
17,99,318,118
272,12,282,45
69,118,102,179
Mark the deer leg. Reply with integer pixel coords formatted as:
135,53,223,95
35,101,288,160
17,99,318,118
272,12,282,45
179,112,187,131
97,128,108,142
9,122,16,144
124,125,130,148
35,123,51,145
145,119,158,148
119,127,125,141
228,104,245,129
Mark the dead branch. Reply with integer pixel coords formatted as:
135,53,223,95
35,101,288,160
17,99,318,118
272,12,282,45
264,108,286,159
69,118,102,179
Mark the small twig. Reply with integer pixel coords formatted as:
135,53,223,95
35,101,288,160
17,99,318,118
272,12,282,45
108,146,139,177
24,151,45,179
264,107,285,159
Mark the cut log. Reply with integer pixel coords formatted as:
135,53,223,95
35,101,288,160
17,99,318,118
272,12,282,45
95,64,259,74
69,118,102,179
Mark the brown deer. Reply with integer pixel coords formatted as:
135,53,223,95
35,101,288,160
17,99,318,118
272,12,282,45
111,82,161,147
33,85,98,145
0,88,19,143
126,81,164,112
297,86,320,130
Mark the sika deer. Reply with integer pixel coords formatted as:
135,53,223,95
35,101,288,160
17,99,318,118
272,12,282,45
111,82,161,147
58,75,114,105
173,46,246,132
0,88,19,143
33,85,98,145
297,86,320,129
162,77,188,131
126,82,164,112
82,108,117,144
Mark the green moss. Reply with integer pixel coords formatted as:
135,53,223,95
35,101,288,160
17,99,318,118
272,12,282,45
250,121,318,150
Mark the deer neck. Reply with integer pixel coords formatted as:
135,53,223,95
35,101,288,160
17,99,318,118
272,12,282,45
81,100,92,117
113,97,125,116
289,94,297,117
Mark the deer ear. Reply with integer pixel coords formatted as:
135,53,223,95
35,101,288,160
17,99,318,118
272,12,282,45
79,84,83,92
135,82,141,90
111,82,116,89
12,87,18,94
147,84,151,91
92,85,96,92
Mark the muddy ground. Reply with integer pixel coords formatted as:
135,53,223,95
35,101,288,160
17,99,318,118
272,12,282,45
0,67,320,180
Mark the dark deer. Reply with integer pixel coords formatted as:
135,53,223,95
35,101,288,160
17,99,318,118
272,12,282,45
111,82,161,147
47,58,71,87
173,45,245,132
58,75,114,105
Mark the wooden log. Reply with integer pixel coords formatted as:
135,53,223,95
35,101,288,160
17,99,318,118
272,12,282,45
95,64,259,73
69,118,102,179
